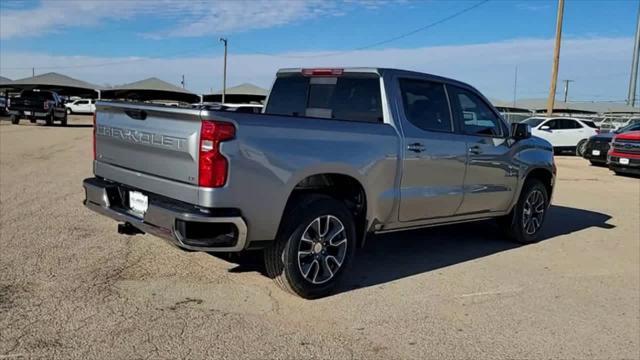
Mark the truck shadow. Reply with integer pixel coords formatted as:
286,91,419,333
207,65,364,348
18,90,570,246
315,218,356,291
337,205,613,294
220,205,613,296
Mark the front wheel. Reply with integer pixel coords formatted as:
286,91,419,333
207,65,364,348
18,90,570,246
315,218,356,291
576,139,587,157
264,194,356,299
499,179,549,244
10,115,20,125
66,108,72,115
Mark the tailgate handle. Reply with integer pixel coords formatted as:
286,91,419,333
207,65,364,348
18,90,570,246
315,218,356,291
124,109,147,120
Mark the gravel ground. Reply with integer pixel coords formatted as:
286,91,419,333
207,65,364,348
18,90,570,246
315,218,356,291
1,115,639,359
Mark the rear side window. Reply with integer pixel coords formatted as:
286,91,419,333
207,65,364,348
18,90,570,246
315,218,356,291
265,74,383,123
399,78,452,132
581,120,597,128
560,119,581,129
265,76,308,117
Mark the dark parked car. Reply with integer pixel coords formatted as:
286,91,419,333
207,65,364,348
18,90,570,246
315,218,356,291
8,89,67,126
583,122,640,165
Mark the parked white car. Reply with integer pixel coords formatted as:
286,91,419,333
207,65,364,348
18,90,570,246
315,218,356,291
522,117,599,156
65,98,95,114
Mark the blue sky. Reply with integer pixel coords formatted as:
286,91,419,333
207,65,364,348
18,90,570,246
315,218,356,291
0,0,638,101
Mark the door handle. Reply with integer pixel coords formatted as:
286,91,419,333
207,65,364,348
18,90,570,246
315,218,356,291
407,142,425,153
468,145,482,155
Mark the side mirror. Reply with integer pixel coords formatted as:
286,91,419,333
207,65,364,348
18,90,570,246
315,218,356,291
539,125,550,131
511,123,531,140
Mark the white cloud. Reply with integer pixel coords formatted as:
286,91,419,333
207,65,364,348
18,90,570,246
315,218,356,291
0,0,349,39
0,37,633,101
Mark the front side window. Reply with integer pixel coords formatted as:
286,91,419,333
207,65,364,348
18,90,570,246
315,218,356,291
399,78,452,132
448,86,502,136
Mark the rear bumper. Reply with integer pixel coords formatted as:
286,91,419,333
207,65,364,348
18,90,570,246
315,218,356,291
82,177,248,252
8,110,50,118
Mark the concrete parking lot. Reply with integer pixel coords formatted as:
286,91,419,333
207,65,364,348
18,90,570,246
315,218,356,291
1,115,638,359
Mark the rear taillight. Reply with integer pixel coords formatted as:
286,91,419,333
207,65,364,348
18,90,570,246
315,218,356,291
198,120,235,188
302,68,344,76
595,129,600,134
43,101,50,110
92,112,97,160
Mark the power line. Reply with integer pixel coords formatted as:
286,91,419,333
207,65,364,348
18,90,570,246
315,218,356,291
2,0,491,71
240,0,491,59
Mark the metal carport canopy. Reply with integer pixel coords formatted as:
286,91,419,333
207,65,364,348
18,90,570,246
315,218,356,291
4,72,101,98
101,77,200,103
203,83,268,103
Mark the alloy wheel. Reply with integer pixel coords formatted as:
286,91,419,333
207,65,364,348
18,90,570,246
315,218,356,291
522,189,545,235
297,215,348,285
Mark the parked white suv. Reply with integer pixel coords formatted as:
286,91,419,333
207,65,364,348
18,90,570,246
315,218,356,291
523,117,599,156
65,99,95,114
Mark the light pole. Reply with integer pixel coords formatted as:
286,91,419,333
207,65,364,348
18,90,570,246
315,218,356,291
219,38,228,104
562,79,574,102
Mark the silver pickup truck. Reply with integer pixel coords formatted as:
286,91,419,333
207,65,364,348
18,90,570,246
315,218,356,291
83,68,555,298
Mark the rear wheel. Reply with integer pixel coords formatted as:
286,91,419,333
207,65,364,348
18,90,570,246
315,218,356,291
264,194,356,299
10,115,19,125
499,179,549,244
61,113,68,126
66,108,72,115
576,139,587,157
45,113,54,126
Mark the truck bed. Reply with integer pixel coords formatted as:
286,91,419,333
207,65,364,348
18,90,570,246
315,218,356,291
94,100,400,242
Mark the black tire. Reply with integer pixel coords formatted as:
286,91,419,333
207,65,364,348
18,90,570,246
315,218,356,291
66,108,72,115
499,179,549,244
10,115,19,125
45,113,54,126
576,139,587,157
61,112,68,126
263,194,356,299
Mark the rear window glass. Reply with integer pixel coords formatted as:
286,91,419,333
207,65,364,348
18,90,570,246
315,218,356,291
265,74,383,123
20,91,54,101
581,120,597,128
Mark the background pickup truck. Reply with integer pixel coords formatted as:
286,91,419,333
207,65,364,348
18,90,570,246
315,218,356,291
83,67,555,298
8,89,68,126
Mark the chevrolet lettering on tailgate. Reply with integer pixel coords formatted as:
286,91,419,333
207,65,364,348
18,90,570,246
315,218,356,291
97,124,187,150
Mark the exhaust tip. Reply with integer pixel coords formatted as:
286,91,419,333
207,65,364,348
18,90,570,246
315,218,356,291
118,222,145,236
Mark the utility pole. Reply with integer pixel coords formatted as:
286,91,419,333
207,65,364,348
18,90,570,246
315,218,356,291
562,79,574,102
181,74,185,89
32,67,35,77
512,65,518,107
628,2,640,107
219,37,228,104
546,0,565,116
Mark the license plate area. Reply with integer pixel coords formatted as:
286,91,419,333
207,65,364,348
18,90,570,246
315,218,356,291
129,191,149,215
619,158,630,165
591,149,600,156
24,111,32,116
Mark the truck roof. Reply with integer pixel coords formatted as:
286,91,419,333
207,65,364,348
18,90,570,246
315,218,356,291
276,67,479,93
277,67,490,108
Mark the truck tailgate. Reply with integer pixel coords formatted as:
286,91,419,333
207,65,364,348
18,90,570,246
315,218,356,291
95,102,201,186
